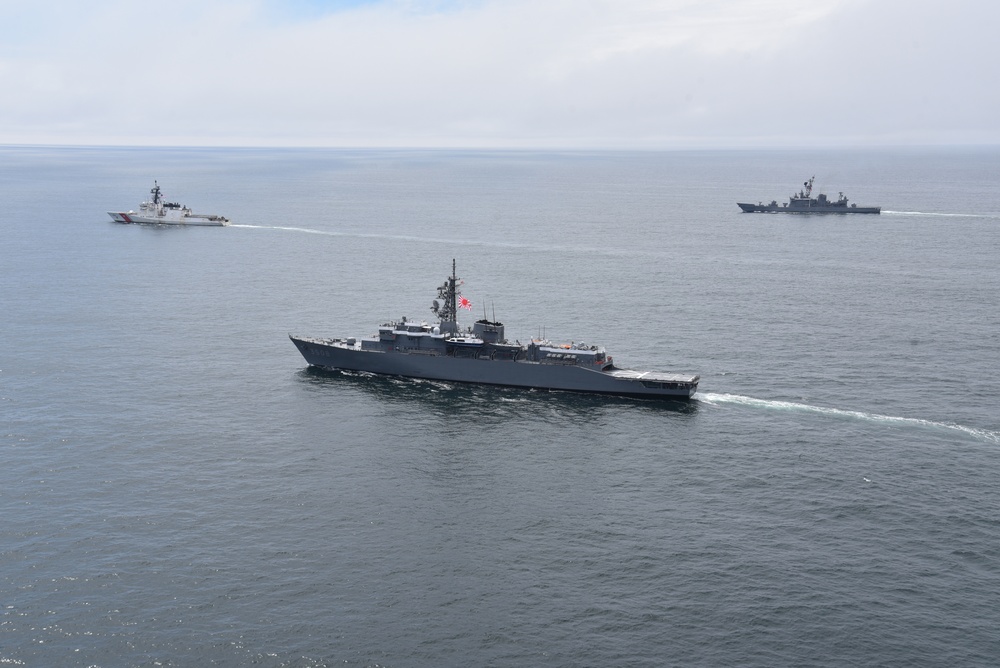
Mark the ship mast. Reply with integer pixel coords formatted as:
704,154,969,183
432,259,461,335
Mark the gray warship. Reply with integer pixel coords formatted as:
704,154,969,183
290,261,699,400
738,176,880,214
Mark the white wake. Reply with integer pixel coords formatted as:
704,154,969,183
882,210,996,218
229,223,653,256
230,223,542,249
699,392,1000,444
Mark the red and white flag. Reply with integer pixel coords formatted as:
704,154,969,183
458,295,472,311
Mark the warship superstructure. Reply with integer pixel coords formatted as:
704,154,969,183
108,181,230,226
290,261,699,400
738,176,880,214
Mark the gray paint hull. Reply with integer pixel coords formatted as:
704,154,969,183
737,202,881,214
290,336,698,400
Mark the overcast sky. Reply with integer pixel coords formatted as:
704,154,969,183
1,0,996,148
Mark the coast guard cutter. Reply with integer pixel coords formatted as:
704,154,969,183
108,181,230,226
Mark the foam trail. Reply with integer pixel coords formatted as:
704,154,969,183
230,224,334,235
883,210,995,219
231,223,543,248
228,224,669,258
699,392,1000,444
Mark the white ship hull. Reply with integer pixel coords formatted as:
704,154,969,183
108,182,229,226
108,211,229,226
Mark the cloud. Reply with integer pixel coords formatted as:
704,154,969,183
0,0,997,147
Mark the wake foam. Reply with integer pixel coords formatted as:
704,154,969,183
229,224,646,256
882,210,995,218
230,223,534,248
229,224,340,235
699,392,1000,444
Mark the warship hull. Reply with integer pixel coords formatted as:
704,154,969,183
291,335,698,400
737,202,881,214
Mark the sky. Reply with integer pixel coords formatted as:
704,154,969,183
0,0,997,148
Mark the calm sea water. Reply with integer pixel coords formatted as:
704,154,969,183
2,145,999,667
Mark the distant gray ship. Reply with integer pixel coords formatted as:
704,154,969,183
738,176,880,214
290,261,699,400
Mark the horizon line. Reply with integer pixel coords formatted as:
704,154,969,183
3,141,1000,152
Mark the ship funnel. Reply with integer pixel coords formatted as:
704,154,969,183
472,319,505,343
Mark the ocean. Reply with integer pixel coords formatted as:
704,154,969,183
2,145,999,667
